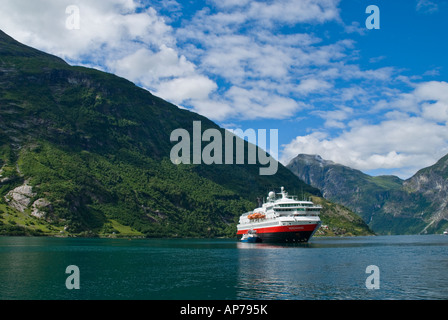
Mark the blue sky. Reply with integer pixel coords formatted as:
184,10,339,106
1,0,447,178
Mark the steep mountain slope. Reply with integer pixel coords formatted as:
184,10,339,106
287,154,448,234
399,154,448,233
1,30,338,238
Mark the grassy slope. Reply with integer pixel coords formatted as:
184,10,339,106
0,30,373,238
312,196,375,237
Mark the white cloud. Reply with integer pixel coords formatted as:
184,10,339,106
3,0,447,179
344,21,365,35
0,0,381,123
108,46,195,83
416,0,439,13
296,78,333,95
374,81,448,119
414,81,448,103
246,0,341,25
205,0,341,27
224,86,303,120
0,0,174,63
281,81,448,178
422,101,448,122
313,106,354,129
171,0,360,120
0,0,345,122
369,55,386,64
155,76,218,105
210,0,253,10
281,117,448,178
415,81,448,122
188,99,235,121
0,0,223,108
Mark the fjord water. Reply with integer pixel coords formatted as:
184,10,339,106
0,235,447,300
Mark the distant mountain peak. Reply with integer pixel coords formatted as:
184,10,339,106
291,154,335,167
0,29,325,238
286,152,448,235
0,28,68,65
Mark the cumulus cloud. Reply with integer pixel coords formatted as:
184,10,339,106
313,106,354,129
155,76,218,105
296,78,333,95
282,118,448,178
108,46,195,83
0,0,174,63
0,0,375,123
0,0,223,107
225,86,303,120
208,0,341,25
416,0,439,13
281,81,448,178
414,81,448,123
245,0,341,25
0,0,349,121
172,0,359,120
2,0,446,178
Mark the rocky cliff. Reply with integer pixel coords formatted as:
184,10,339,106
0,30,374,237
287,154,448,234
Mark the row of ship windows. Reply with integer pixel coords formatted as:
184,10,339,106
274,208,320,212
242,212,318,223
276,204,314,207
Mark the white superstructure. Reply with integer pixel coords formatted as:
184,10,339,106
237,187,322,243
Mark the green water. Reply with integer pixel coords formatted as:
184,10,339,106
1,235,447,300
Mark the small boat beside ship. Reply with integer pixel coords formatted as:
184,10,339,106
240,229,261,243
237,187,322,243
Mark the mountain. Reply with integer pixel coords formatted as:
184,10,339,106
401,154,448,233
0,30,372,237
287,154,448,235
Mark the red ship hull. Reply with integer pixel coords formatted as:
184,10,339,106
237,223,320,243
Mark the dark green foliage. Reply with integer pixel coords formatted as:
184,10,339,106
288,154,448,235
1,30,330,238
0,222,45,236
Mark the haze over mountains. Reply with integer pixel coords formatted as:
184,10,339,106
0,30,372,237
287,154,448,235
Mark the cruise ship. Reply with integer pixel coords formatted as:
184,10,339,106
237,187,322,243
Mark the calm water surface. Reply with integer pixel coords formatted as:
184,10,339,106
0,235,447,300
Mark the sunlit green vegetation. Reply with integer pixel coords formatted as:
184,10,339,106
0,29,373,238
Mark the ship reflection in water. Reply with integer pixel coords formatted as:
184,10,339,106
235,235,448,300
236,242,320,299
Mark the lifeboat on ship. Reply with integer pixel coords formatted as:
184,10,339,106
248,212,265,220
237,186,322,243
